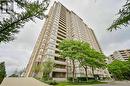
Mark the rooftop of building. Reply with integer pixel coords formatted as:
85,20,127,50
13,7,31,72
109,49,130,56
54,1,93,31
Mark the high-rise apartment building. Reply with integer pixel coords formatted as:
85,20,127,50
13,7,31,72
107,49,130,64
25,2,109,81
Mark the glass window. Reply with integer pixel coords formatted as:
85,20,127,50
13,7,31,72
48,43,55,49
46,49,54,55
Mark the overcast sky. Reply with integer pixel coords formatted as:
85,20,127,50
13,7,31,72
0,0,130,75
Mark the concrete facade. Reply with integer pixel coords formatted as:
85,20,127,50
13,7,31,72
24,2,110,80
108,49,130,64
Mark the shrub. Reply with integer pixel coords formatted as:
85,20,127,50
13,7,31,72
68,77,97,82
67,77,73,81
102,77,111,80
67,77,78,82
0,62,6,84
77,77,86,82
45,80,57,85
88,77,95,80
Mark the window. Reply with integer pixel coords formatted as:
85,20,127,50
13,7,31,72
50,38,56,43
39,49,43,55
46,49,54,55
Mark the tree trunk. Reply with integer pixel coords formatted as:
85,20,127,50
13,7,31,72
72,60,75,82
92,67,95,79
85,66,88,81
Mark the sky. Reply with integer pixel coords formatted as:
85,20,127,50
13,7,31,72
0,0,130,75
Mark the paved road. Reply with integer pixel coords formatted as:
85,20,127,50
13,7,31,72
95,81,130,86
0,77,50,86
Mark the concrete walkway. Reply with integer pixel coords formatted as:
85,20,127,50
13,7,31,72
0,77,50,86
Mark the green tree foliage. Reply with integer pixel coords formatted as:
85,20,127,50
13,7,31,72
59,39,106,82
87,49,106,77
0,0,50,43
32,63,42,77
107,59,130,80
74,41,91,81
128,56,130,63
0,62,6,84
59,39,80,82
75,42,106,80
42,59,55,81
32,59,54,80
108,0,130,31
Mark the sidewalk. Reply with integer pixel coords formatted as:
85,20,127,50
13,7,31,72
0,77,50,86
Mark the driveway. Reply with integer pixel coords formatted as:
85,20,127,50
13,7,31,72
95,81,130,86
0,77,50,86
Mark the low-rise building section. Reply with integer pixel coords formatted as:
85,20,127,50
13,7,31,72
107,49,130,64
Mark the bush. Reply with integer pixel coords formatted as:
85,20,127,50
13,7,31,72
67,77,78,82
67,77,96,82
77,77,86,81
0,78,4,84
102,77,111,80
67,77,73,81
0,62,6,84
45,80,57,85
88,77,95,80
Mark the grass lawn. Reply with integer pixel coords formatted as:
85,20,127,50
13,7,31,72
55,80,107,86
66,85,93,86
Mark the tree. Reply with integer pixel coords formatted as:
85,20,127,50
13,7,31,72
77,46,106,80
59,39,81,82
0,62,6,84
0,0,50,43
42,59,55,81
32,59,55,80
73,41,92,81
88,49,106,78
59,39,106,82
108,60,130,80
32,63,42,77
127,56,130,63
108,0,130,31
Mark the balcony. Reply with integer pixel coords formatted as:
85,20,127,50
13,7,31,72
119,50,124,52
56,39,62,44
55,56,66,62
59,19,66,24
53,78,66,81
54,60,67,65
57,36,65,41
58,29,66,35
57,33,66,39
58,27,66,32
55,53,60,57
52,72,66,81
53,68,66,73
59,23,66,29
122,54,127,56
